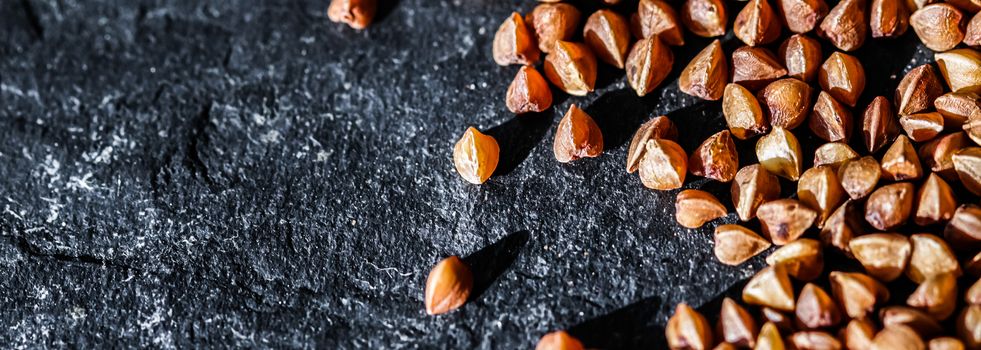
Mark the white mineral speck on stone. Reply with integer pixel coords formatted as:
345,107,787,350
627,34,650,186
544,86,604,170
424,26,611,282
83,146,113,164
70,307,87,322
41,155,60,176
260,130,281,143
67,173,95,191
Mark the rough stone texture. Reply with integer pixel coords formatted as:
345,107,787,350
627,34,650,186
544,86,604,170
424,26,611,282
0,0,936,348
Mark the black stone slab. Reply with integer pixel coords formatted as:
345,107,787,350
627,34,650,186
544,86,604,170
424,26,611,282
0,0,943,348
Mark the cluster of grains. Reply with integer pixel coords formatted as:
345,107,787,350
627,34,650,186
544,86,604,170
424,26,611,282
427,0,981,348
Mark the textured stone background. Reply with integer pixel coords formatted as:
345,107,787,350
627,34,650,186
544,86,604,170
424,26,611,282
0,0,937,348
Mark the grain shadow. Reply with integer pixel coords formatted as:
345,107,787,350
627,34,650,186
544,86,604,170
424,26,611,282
693,278,750,326
487,114,554,176
373,0,402,24
664,101,727,152
584,88,659,150
463,230,531,302
846,31,923,101
568,296,665,349
594,61,626,92
565,278,752,349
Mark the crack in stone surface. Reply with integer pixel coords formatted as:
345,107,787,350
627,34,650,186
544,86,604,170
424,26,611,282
19,0,43,41
12,235,141,272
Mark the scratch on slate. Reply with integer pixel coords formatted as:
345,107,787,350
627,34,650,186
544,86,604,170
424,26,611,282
13,235,141,272
134,4,148,39
150,83,168,105
185,101,219,192
222,44,234,69
366,261,413,277
20,0,44,41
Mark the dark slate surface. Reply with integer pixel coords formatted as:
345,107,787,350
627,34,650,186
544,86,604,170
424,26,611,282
0,0,938,348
